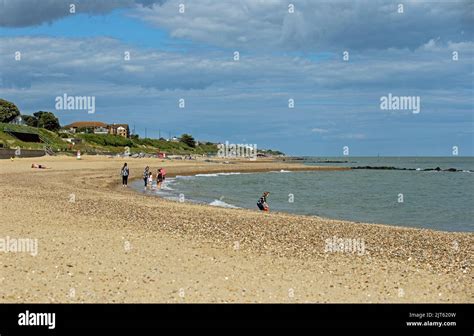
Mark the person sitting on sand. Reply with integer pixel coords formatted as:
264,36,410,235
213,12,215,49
257,192,270,211
143,166,149,189
156,168,164,189
121,163,129,187
31,163,47,169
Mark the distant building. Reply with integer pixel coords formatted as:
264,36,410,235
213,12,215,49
63,121,130,138
62,138,82,145
108,124,130,138
10,115,26,126
63,121,108,134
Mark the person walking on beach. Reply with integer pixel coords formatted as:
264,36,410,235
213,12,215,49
257,192,270,211
156,168,164,189
143,166,149,189
121,163,129,187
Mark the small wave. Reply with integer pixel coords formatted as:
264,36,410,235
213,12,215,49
154,190,169,196
195,172,244,177
270,169,292,173
209,199,239,208
175,175,195,179
163,196,180,201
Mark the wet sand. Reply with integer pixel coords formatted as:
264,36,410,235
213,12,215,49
0,156,472,302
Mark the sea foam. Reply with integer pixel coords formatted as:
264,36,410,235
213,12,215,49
209,199,239,208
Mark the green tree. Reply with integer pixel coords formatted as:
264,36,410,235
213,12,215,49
22,115,38,127
0,99,20,123
179,133,196,148
34,111,60,131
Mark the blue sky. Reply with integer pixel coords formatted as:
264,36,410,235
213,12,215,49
0,0,472,156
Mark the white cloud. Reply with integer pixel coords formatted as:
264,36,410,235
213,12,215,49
133,0,473,52
1,35,472,102
0,0,167,27
337,133,367,140
3,0,471,53
311,128,329,134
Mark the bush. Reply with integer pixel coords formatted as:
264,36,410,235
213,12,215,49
0,99,20,123
77,134,133,147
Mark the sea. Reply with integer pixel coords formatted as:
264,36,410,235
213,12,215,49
132,157,474,232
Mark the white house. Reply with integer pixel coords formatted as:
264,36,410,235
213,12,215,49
10,115,26,126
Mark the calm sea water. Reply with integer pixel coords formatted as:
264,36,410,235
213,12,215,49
132,157,474,232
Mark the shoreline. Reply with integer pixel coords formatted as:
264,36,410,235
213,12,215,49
127,166,472,234
0,155,472,303
109,159,350,188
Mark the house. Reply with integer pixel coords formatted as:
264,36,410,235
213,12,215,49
63,121,108,134
108,124,130,138
9,115,26,126
63,121,130,138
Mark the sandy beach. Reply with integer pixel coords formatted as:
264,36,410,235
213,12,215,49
0,156,472,303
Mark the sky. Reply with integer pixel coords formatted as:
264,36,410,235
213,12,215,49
0,0,472,156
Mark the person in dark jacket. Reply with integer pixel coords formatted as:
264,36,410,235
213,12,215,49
257,191,270,211
143,166,149,189
156,168,164,189
121,163,129,187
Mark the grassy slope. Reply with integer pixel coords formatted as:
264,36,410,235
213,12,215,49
0,123,68,151
75,134,218,155
0,124,218,155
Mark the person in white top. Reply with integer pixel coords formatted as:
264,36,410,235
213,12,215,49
148,172,153,190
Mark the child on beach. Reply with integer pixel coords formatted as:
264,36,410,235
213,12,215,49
148,172,153,190
257,192,270,211
121,163,129,187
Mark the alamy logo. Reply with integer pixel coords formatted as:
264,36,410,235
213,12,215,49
0,236,38,256
324,236,366,256
55,93,95,114
380,93,420,114
217,141,257,160
18,310,55,329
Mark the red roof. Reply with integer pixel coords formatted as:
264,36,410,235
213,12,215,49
64,121,108,128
